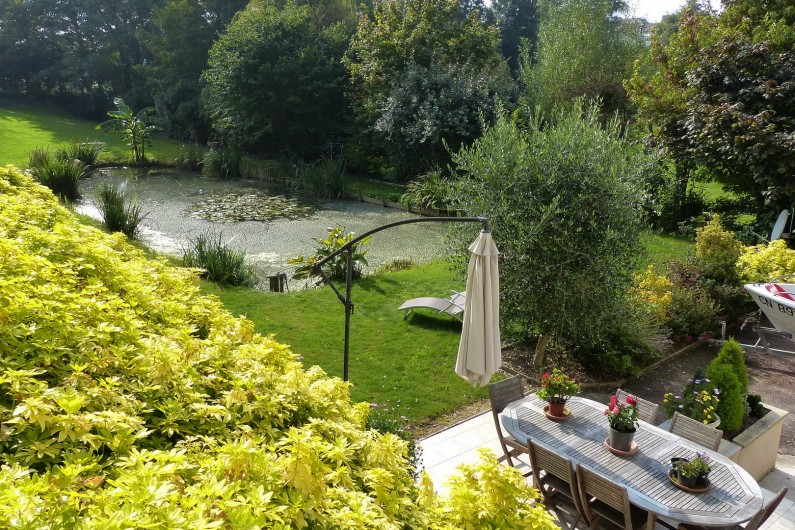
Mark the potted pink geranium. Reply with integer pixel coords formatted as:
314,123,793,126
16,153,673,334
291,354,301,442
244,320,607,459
605,394,639,451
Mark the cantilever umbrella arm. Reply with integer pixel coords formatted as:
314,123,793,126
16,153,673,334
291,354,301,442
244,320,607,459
311,216,490,381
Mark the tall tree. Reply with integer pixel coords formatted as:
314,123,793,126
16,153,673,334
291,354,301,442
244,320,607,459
492,0,538,73
521,0,644,119
203,3,350,158
138,0,247,142
0,0,163,116
627,1,795,225
345,0,511,179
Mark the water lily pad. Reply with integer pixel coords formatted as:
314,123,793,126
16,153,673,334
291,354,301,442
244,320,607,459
186,190,316,223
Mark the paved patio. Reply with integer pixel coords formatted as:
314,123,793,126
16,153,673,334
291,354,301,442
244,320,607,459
420,410,795,529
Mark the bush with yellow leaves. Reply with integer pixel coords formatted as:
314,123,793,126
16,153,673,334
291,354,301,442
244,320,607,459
0,165,555,529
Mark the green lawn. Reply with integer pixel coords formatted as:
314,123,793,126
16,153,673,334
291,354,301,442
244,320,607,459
201,232,694,425
201,261,489,423
643,232,693,271
0,98,185,167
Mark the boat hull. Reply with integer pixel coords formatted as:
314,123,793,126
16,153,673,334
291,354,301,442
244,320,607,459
744,283,795,337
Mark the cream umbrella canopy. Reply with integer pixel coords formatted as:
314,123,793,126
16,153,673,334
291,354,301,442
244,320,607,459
455,230,501,386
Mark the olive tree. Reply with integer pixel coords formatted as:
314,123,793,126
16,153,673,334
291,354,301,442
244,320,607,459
451,101,656,370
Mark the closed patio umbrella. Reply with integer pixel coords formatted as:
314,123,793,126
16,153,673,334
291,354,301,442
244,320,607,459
455,230,501,386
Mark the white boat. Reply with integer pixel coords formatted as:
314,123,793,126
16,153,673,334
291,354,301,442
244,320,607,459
744,280,795,337
733,278,795,355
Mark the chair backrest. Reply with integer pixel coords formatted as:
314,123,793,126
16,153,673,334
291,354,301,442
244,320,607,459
668,412,722,451
616,388,660,425
577,465,634,530
529,440,586,522
489,375,525,417
743,487,788,530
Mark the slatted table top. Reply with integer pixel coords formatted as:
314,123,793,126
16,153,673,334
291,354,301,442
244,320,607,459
501,395,764,527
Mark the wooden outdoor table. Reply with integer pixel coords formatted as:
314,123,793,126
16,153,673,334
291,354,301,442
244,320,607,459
501,394,764,529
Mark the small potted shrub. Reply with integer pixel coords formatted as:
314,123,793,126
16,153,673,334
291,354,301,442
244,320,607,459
671,452,711,488
536,368,580,417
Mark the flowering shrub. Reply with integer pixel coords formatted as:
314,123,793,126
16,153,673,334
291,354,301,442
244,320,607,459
662,376,720,424
536,368,581,403
605,394,639,433
694,216,742,282
737,239,795,282
632,264,673,326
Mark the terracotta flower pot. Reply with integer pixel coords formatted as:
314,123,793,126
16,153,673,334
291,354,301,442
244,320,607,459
547,399,567,417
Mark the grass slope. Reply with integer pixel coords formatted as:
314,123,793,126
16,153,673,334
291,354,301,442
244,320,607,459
202,261,489,423
0,98,185,166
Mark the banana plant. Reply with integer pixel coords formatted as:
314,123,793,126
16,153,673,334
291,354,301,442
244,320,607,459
96,97,159,163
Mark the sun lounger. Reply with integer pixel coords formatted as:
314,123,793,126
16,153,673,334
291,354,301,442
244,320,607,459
398,291,466,321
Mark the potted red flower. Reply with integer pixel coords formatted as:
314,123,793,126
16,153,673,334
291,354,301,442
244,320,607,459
605,394,639,451
537,368,580,417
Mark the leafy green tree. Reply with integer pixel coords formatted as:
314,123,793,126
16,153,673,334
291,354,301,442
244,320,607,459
138,0,247,142
0,0,162,115
203,3,350,158
492,0,538,73
627,2,795,227
345,0,511,179
97,98,159,162
521,0,644,119
451,101,653,368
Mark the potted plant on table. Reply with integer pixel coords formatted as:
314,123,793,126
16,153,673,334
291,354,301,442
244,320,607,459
537,368,580,417
663,374,721,427
671,452,711,488
605,394,639,452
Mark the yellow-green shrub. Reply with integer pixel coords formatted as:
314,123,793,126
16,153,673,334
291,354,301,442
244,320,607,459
0,165,554,528
695,216,743,281
737,239,795,282
632,264,673,326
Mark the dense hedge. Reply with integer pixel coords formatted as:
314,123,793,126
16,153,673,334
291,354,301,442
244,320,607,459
0,166,555,528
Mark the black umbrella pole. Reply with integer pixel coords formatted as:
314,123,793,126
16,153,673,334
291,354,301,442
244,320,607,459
343,249,353,381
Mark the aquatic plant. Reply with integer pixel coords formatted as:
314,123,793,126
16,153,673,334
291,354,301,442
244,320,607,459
182,231,256,287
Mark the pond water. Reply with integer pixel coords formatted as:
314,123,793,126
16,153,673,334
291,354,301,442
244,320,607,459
77,167,454,288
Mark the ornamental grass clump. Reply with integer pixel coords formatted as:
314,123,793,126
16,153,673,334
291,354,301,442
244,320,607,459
662,374,720,425
605,394,639,433
536,368,580,404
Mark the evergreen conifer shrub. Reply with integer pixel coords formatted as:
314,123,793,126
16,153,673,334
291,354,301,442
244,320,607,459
712,339,749,394
706,363,744,432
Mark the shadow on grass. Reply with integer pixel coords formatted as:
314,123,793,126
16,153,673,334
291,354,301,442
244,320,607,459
402,312,462,332
356,274,400,294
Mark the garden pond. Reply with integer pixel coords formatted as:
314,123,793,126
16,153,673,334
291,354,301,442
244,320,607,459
77,167,452,288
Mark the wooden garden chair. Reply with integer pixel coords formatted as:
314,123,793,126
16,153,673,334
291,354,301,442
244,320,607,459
528,440,587,528
668,412,722,451
488,375,530,469
616,388,661,425
577,464,651,530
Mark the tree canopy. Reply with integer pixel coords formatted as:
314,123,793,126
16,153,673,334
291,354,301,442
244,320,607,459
203,3,351,158
345,0,511,179
627,1,795,224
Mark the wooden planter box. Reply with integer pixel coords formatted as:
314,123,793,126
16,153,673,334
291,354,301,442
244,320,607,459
718,403,788,481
